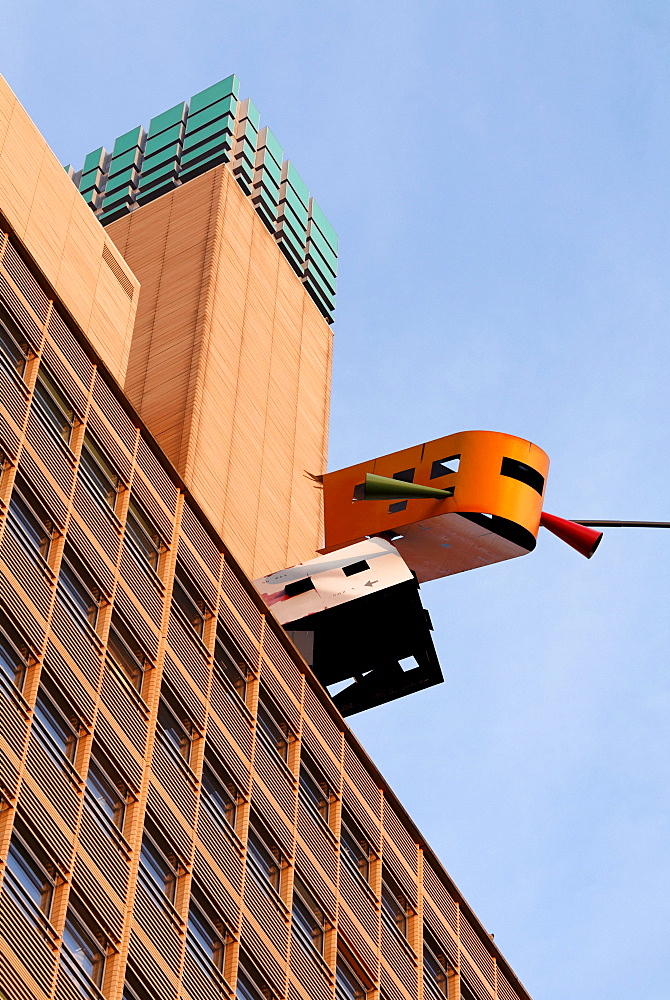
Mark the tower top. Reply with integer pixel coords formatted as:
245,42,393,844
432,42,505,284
66,74,338,323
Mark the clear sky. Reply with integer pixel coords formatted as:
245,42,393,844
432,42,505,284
3,3,670,998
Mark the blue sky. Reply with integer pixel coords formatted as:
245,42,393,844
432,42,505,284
3,2,670,998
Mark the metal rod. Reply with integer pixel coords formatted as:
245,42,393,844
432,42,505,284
572,520,670,528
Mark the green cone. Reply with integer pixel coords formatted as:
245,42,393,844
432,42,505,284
359,473,454,502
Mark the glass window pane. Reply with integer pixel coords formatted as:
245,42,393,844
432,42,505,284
8,491,52,557
6,839,52,915
58,558,101,628
86,758,125,829
34,691,77,761
256,701,288,761
158,699,192,762
0,312,30,376
0,626,28,689
202,764,235,827
63,913,104,986
79,436,120,510
125,500,163,569
140,837,177,903
33,371,74,443
107,625,145,693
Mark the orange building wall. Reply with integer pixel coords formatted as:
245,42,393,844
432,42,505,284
0,75,139,384
107,165,332,579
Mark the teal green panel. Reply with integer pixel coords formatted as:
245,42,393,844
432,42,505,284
306,246,337,289
306,250,337,289
179,150,230,182
112,126,144,157
186,95,236,133
137,173,178,200
180,131,232,168
82,146,106,174
236,137,256,168
283,162,309,208
260,128,283,167
182,113,234,152
108,147,142,176
241,99,260,130
308,198,338,253
255,173,280,202
139,165,178,191
105,169,139,197
79,166,105,192
141,142,181,177
304,277,336,311
79,181,102,199
252,188,278,215
279,190,308,227
79,189,99,207
237,120,258,146
102,187,135,211
276,224,305,257
306,225,337,270
306,267,337,302
256,150,281,184
278,207,307,246
144,122,184,157
189,74,239,115
148,102,187,138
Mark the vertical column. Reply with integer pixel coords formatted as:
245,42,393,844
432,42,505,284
137,103,188,207
100,127,147,223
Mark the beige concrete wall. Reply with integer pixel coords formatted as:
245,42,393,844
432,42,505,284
0,75,139,384
108,164,332,579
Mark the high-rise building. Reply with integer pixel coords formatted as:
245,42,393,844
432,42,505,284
0,73,532,1000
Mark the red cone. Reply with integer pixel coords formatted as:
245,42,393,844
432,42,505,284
540,512,603,559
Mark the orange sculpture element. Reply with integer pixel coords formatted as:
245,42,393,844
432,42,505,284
322,430,549,583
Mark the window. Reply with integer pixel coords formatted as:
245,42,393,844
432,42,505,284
291,877,327,954
336,955,367,1000
85,748,128,831
172,565,208,637
33,682,80,764
139,829,179,904
246,815,283,893
79,433,122,511
0,307,31,377
157,692,194,764
32,368,76,444
430,455,460,479
122,968,156,1000
214,622,249,703
256,693,290,762
340,809,372,881
124,498,164,571
236,961,271,1000
299,752,332,824
57,548,105,629
0,612,31,690
61,903,107,990
187,894,227,975
106,616,148,694
423,928,452,999
3,825,55,922
201,758,238,829
6,475,57,560
381,871,412,937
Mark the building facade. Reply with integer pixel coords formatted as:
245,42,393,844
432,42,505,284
0,74,532,1000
